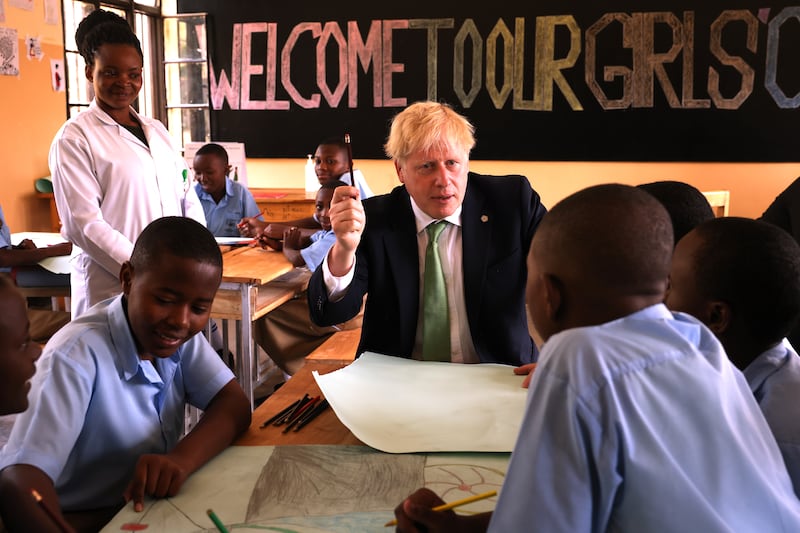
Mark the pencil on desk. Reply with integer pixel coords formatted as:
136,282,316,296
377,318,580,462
274,393,309,426
260,398,301,428
31,489,72,533
282,396,320,433
383,490,498,527
293,398,329,431
207,508,229,533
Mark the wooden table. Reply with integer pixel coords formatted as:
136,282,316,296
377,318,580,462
250,188,316,222
237,335,362,445
212,245,311,408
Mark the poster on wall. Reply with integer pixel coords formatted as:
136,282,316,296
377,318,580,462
44,0,60,25
0,27,20,76
177,1,800,162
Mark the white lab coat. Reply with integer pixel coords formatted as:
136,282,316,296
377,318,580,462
49,99,206,317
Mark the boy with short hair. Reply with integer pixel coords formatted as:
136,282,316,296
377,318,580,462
394,184,800,532
666,216,800,496
637,180,715,244
193,142,263,237
0,275,42,417
238,137,373,240
254,180,358,377
0,275,65,532
0,217,251,531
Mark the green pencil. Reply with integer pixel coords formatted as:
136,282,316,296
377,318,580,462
207,508,229,533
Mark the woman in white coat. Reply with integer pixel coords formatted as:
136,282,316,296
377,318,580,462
49,10,205,317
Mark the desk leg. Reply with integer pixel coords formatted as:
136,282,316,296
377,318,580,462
237,283,255,410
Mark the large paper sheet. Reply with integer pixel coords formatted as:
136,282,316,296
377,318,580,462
314,352,528,453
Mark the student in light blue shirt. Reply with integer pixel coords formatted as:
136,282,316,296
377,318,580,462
394,184,800,532
253,180,357,377
0,217,251,531
666,216,800,497
238,136,373,241
193,142,262,237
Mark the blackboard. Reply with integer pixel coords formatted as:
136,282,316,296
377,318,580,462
177,0,800,162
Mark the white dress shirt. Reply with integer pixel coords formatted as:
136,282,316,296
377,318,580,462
322,197,478,363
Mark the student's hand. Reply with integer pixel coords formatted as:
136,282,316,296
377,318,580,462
46,241,72,257
393,488,459,533
14,239,36,250
123,454,190,512
514,362,537,388
327,186,364,276
237,216,266,237
283,226,302,250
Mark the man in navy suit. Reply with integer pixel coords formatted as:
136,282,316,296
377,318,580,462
307,101,546,366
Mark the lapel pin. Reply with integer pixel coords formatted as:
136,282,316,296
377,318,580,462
481,215,489,223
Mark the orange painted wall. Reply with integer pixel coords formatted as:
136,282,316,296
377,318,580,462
245,159,800,219
1,1,65,232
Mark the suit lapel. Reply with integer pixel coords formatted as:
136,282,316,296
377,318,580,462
384,188,421,331
461,178,490,330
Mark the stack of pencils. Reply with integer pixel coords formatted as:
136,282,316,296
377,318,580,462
259,393,330,433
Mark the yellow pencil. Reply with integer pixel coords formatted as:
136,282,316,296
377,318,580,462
384,489,497,527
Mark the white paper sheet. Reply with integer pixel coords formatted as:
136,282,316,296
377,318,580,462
314,352,528,453
11,232,73,274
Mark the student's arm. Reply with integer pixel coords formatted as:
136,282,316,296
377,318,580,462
393,488,491,533
0,464,75,533
123,379,250,512
0,242,72,268
281,226,311,267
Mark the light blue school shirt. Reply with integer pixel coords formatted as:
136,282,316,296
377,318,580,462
300,228,336,272
744,339,800,497
490,304,800,532
0,295,235,511
195,178,262,237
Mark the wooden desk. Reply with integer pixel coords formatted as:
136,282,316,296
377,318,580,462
250,188,316,222
237,361,362,446
213,246,310,409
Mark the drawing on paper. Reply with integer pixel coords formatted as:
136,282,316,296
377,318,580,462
103,445,508,533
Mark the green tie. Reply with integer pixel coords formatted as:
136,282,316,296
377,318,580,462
422,221,450,361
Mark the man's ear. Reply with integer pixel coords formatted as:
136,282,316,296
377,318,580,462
394,160,405,184
705,300,732,335
542,273,564,323
85,63,93,82
120,261,134,295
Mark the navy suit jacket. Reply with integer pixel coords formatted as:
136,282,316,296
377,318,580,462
308,172,546,365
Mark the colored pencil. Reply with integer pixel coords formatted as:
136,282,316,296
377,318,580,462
260,398,301,428
274,393,309,426
31,489,73,533
383,490,498,527
282,396,320,433
207,508,229,532
344,133,355,187
293,399,330,431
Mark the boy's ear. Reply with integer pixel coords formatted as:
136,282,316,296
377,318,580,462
85,63,93,82
120,261,134,295
542,273,564,322
225,164,233,176
705,300,732,335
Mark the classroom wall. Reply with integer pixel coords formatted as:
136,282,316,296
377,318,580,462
3,1,798,233
245,159,800,219
0,0,65,232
